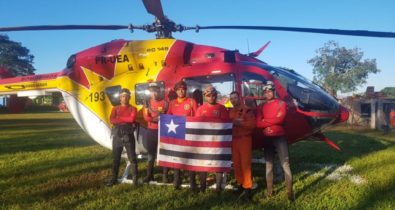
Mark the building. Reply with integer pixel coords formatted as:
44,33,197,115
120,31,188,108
341,86,395,131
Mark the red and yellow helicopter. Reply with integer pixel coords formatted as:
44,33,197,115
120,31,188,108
1,0,394,153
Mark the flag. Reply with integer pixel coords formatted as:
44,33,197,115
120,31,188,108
158,114,233,172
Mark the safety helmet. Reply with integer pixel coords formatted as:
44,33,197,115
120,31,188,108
203,85,218,96
174,81,187,90
148,83,160,91
263,81,275,91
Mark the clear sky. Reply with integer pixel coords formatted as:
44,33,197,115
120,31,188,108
1,0,394,95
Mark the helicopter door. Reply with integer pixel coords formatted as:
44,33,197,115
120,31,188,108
241,72,269,108
134,81,166,106
183,73,235,107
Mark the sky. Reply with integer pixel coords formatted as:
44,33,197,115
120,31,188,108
1,0,394,95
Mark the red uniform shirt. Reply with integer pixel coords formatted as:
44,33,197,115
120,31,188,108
110,105,137,125
256,99,286,136
143,99,168,129
196,103,229,119
167,97,197,116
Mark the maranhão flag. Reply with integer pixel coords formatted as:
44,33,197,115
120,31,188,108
158,114,233,173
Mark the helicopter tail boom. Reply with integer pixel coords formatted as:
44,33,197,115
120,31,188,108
0,72,60,96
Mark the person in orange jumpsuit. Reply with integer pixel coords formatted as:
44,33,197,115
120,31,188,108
142,83,168,183
229,91,255,199
167,81,198,190
195,85,229,193
390,108,395,128
256,81,294,201
107,88,138,186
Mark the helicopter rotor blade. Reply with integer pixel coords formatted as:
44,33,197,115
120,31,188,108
0,25,133,32
187,25,395,38
142,0,165,22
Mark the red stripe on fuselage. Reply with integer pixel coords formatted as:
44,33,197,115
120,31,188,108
65,40,127,88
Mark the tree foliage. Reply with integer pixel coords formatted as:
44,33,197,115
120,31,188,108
308,41,379,96
380,87,395,98
0,34,35,76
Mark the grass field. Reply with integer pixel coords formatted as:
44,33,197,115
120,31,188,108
1,112,394,209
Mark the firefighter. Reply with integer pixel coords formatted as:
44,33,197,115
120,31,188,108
107,88,138,186
142,83,168,183
167,81,198,190
256,81,294,201
229,91,255,199
195,85,229,193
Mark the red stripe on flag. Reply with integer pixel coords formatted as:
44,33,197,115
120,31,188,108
159,161,231,173
160,137,232,148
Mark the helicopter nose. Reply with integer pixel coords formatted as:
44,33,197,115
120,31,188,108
333,105,349,124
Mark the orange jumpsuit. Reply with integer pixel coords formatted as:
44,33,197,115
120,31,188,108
390,110,395,128
229,104,255,189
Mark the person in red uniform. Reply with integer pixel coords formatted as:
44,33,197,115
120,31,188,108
195,85,229,193
142,83,168,183
256,81,294,201
167,81,198,190
229,91,255,199
107,88,138,186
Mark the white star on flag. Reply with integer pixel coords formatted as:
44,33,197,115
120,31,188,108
166,119,179,134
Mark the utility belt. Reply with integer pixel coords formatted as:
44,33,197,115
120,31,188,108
112,124,135,144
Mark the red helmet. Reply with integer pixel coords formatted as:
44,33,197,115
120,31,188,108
174,81,187,90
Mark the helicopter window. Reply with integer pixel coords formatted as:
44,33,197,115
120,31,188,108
105,85,122,106
266,65,338,112
135,81,165,106
241,72,268,107
184,74,235,107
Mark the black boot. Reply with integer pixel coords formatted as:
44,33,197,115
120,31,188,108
106,178,118,187
162,167,169,183
233,184,243,194
173,169,181,190
131,163,138,186
189,171,197,193
287,190,295,201
199,172,207,193
143,161,154,183
215,173,223,194
238,189,252,200
108,158,120,187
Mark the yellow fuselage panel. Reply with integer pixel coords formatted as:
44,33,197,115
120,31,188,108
58,39,176,126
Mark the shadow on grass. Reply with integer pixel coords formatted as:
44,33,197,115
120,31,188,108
0,118,78,130
0,132,95,154
0,118,95,154
289,130,394,205
291,131,391,165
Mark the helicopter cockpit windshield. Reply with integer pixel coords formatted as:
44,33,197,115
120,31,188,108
184,73,235,106
266,65,339,114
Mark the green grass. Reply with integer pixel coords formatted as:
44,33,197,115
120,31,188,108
1,113,394,209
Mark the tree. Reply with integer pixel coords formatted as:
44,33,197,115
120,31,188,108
381,87,395,98
0,34,35,76
308,41,379,97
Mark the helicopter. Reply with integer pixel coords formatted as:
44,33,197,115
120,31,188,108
1,0,394,155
